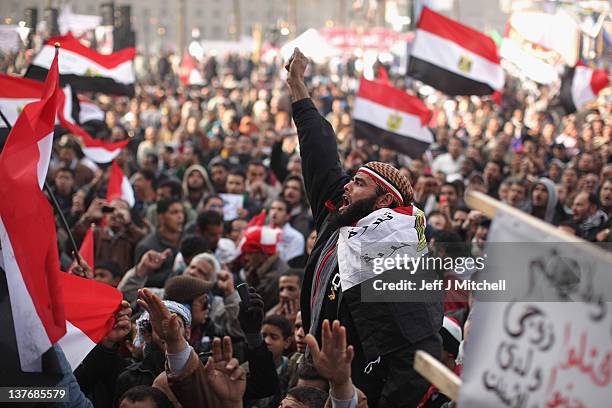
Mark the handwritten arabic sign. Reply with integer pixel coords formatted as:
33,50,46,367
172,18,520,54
459,208,612,408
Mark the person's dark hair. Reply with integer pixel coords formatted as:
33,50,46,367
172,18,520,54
137,169,156,183
197,210,224,231
508,177,528,190
430,230,468,259
157,178,183,199
285,386,328,408
145,153,159,165
452,205,470,217
297,361,325,381
282,175,307,203
157,197,182,215
280,268,303,285
55,166,75,178
247,160,266,171
204,194,222,206
94,261,123,278
271,197,293,213
478,218,491,228
179,234,208,261
119,385,173,408
262,315,293,339
584,192,600,207
227,169,246,181
441,182,459,194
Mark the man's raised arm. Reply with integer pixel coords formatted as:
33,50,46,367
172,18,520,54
285,48,350,229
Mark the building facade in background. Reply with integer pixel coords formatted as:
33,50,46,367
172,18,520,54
0,0,509,53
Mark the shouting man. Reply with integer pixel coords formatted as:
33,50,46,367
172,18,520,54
285,48,442,407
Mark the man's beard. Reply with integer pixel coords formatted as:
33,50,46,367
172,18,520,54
329,195,378,229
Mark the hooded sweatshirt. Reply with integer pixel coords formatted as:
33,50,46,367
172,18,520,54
528,178,557,223
182,164,215,208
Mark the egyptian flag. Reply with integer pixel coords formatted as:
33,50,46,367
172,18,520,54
353,78,433,158
559,63,609,113
0,49,122,379
0,46,66,372
78,97,105,124
0,75,127,163
26,33,135,96
107,160,135,207
407,7,504,97
57,273,122,370
67,123,129,163
0,74,74,152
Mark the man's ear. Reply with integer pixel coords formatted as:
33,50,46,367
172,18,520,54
375,193,395,209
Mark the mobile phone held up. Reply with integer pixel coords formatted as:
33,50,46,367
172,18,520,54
236,283,250,309
101,205,115,214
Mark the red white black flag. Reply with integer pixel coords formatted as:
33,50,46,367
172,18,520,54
407,7,505,96
0,47,65,372
0,49,123,375
560,63,609,113
0,74,127,163
26,33,135,96
353,78,433,158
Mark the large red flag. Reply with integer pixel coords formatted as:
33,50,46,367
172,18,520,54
0,46,64,372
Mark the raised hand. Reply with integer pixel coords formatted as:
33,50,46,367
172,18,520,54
284,48,310,101
136,249,172,277
285,48,309,82
304,319,354,387
238,286,264,335
216,270,235,296
137,288,185,353
204,336,246,402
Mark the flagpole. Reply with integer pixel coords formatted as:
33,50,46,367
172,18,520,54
0,107,84,268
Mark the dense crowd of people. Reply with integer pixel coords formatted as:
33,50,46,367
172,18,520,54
2,36,611,408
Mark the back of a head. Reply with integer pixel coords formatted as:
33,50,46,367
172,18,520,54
197,209,223,231
284,386,329,408
179,234,209,261
119,385,172,408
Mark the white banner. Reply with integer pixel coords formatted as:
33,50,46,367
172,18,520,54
458,207,612,408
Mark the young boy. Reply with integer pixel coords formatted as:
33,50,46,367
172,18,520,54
245,315,293,408
94,261,123,287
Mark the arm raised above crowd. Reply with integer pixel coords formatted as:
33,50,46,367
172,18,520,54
285,48,350,228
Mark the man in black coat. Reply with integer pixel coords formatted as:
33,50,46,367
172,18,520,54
285,48,443,407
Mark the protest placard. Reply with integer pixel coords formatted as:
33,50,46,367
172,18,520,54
458,194,612,408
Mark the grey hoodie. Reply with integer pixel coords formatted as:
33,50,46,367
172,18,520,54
528,177,558,223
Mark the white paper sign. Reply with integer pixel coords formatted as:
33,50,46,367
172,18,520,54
219,193,244,221
458,208,612,408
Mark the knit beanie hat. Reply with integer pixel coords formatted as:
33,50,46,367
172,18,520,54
164,275,212,304
358,161,414,206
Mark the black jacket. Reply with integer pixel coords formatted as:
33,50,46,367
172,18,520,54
292,98,443,389
74,344,130,408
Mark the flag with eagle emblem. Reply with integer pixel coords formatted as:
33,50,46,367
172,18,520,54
353,78,433,158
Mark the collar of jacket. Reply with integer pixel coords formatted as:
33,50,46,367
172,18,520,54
256,254,280,279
